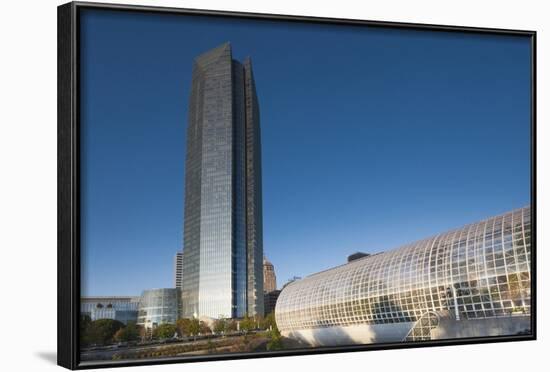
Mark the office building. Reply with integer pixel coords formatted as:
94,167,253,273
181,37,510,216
275,207,532,346
80,296,140,325
181,42,264,319
263,256,277,293
137,288,181,329
264,290,281,316
174,252,183,290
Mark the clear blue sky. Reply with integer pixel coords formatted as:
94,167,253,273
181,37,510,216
80,9,531,296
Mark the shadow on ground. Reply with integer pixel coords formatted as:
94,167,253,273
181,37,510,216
36,351,57,365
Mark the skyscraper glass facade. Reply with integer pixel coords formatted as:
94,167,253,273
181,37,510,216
181,43,264,319
244,58,264,317
174,252,183,290
275,207,531,341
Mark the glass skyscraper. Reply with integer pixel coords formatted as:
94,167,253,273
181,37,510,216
181,43,264,319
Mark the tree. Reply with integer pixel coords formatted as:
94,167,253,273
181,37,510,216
262,312,277,331
176,318,201,340
80,315,92,347
113,328,125,343
266,327,283,351
213,318,227,334
176,318,192,337
113,321,141,342
253,314,264,329
189,318,201,339
226,319,238,333
139,324,150,341
85,319,124,345
152,323,177,340
80,314,92,331
239,315,255,333
189,318,201,338
176,318,206,338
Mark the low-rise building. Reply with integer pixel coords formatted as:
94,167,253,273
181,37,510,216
137,288,181,329
80,296,140,324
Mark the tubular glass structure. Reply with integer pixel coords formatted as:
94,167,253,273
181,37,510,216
275,207,531,333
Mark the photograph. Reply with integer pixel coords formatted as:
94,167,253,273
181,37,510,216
63,2,533,368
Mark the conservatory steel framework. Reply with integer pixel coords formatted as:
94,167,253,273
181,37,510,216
275,207,531,344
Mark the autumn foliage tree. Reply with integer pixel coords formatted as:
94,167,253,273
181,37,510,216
152,323,177,339
176,318,192,337
239,315,255,333
189,318,201,337
113,321,141,342
226,319,238,332
176,318,205,340
213,318,227,334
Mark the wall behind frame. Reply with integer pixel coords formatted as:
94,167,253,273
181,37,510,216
0,0,547,371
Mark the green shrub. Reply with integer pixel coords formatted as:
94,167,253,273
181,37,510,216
267,328,283,351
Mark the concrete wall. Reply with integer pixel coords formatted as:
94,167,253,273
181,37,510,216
282,322,413,346
433,315,531,340
282,315,531,347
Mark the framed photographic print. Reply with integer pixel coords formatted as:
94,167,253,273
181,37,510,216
58,1,536,369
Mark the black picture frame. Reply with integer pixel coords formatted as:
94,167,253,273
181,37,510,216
58,1,537,370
